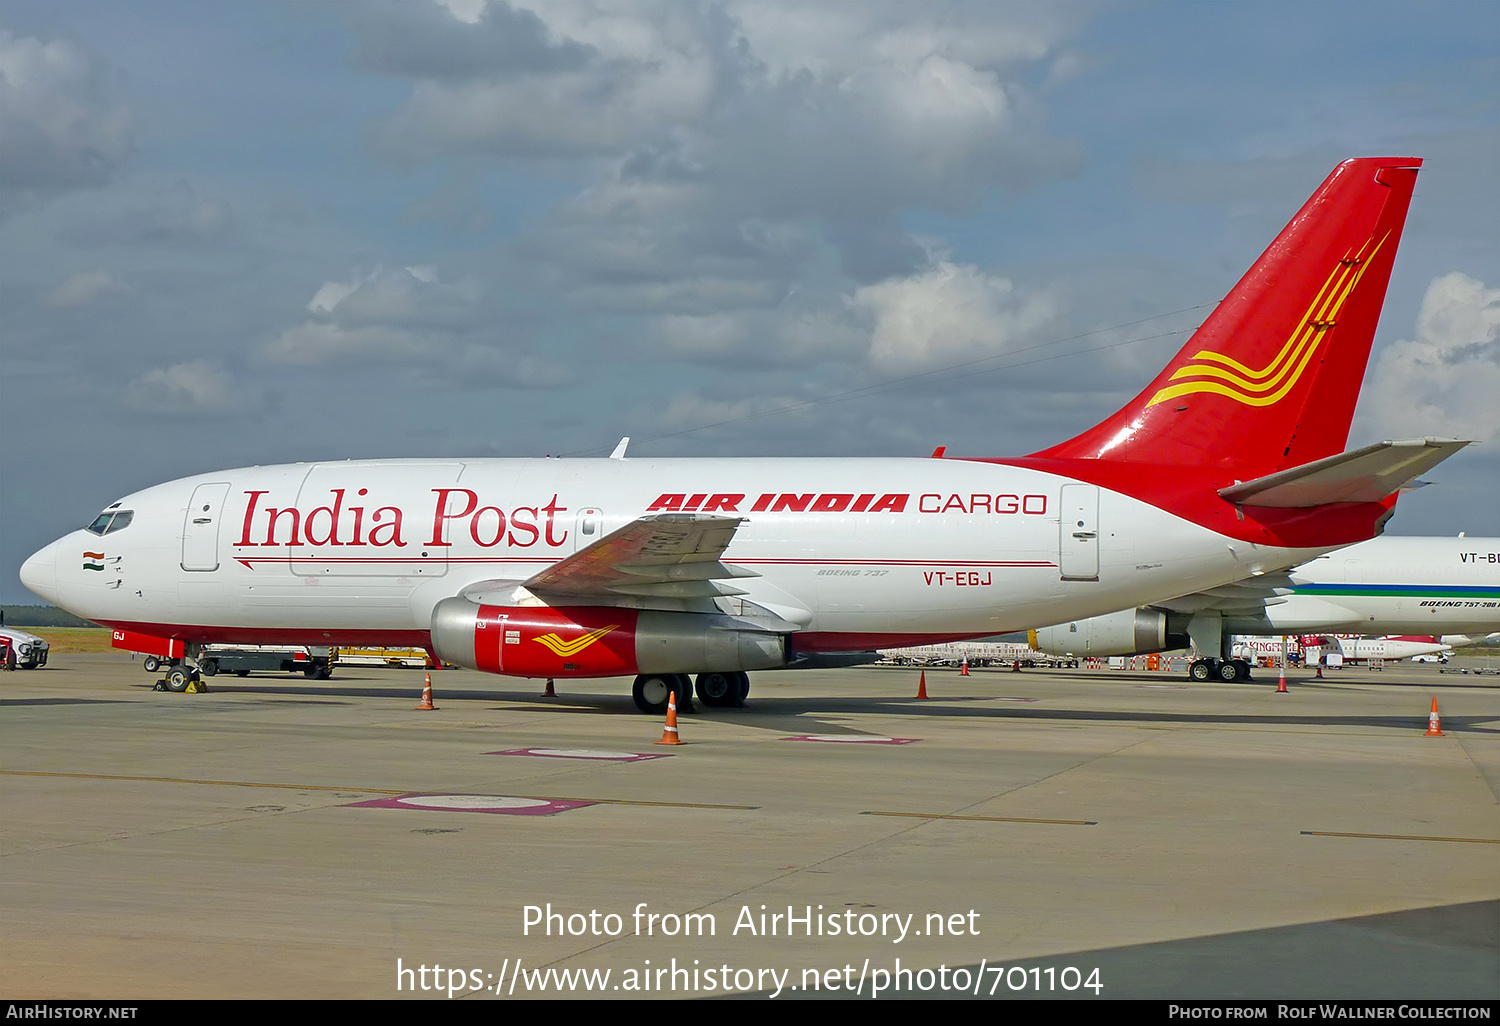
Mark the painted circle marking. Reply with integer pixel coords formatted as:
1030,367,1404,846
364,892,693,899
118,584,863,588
530,748,645,760
803,735,896,743
397,795,552,810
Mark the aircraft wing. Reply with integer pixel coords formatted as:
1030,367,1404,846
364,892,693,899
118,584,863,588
1148,572,1298,616
520,513,759,601
1146,568,1376,632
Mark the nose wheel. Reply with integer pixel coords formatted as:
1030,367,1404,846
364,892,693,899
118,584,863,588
161,665,202,692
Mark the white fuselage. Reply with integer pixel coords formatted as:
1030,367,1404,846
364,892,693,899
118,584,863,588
1226,536,1500,636
22,457,1326,651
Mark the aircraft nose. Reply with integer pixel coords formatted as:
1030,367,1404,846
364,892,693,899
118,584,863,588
19,539,60,605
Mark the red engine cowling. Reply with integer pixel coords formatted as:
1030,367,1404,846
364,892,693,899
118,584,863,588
429,598,788,678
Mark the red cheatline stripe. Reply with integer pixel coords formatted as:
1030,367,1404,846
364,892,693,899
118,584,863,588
231,556,1056,568
735,559,1057,567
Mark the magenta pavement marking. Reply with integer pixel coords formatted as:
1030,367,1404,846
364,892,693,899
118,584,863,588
486,747,670,761
780,735,918,745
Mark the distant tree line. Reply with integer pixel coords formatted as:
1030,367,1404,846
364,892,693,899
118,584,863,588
0,606,101,628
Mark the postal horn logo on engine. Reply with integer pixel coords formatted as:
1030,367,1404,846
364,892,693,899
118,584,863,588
532,624,620,658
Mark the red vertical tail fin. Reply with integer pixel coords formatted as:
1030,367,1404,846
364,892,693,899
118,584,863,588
1034,157,1421,477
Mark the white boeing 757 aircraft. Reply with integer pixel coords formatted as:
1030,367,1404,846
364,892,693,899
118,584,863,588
1029,535,1500,679
20,158,1467,710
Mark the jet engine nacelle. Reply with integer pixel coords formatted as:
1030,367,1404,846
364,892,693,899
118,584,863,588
430,597,788,678
1029,607,1185,657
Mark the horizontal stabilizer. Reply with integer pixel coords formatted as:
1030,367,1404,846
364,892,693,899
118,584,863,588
1218,438,1469,508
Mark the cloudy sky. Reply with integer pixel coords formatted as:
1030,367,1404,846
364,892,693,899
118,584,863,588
2,0,1497,603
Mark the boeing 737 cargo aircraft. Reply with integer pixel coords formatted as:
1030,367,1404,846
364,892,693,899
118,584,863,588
1030,535,1500,679
1208,634,1458,666
20,158,1467,711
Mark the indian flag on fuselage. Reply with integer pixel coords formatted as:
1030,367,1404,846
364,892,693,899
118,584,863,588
82,551,105,571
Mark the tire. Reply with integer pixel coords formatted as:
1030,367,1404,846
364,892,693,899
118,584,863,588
1218,660,1242,683
164,667,192,692
236,671,249,677
1189,660,1212,682
200,660,218,677
671,673,695,712
633,675,672,714
143,656,161,673
1233,659,1252,681
734,671,750,706
695,672,736,707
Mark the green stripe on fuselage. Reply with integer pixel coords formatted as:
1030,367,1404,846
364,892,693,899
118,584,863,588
1292,583,1500,598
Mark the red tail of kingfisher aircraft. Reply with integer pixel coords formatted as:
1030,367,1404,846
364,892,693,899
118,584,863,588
20,157,1468,708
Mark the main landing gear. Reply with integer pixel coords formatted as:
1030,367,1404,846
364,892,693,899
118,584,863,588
1188,658,1253,683
632,672,750,714
694,671,750,708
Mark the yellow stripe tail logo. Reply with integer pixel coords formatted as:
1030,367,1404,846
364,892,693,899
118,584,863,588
1146,232,1388,408
533,624,620,658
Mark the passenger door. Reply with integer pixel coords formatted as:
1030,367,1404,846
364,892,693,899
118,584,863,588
1059,484,1099,581
181,482,231,571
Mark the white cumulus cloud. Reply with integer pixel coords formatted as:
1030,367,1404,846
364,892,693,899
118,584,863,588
265,264,570,389
122,361,263,418
1358,272,1500,446
46,270,121,307
0,30,133,206
851,260,1058,375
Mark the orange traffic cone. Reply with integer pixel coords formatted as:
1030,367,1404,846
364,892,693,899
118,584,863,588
1276,664,1289,693
916,671,928,699
959,657,970,676
414,673,437,710
541,678,556,698
655,690,682,745
1423,696,1444,737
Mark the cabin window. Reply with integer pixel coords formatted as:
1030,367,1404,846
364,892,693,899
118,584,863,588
85,510,134,536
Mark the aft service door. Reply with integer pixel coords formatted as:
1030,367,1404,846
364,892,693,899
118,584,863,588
181,482,231,571
1059,484,1099,581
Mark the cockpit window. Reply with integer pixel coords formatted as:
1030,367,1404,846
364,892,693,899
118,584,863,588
85,510,134,536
